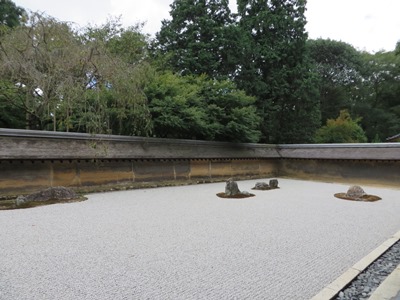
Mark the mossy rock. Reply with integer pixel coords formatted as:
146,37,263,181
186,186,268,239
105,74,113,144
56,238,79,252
216,192,255,199
0,186,87,210
251,185,280,191
334,193,381,202
15,196,87,209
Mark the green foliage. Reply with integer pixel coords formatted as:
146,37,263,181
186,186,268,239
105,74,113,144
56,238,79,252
0,0,26,28
314,110,367,143
307,39,363,85
0,13,83,130
235,0,320,143
359,51,400,108
145,72,199,138
0,14,153,135
308,39,400,142
146,72,261,142
352,103,400,143
77,19,154,135
307,39,363,122
107,24,149,64
0,80,25,128
352,50,400,141
154,0,235,79
1,1,399,145
199,78,261,142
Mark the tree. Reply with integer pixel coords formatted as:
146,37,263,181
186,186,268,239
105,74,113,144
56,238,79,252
0,14,153,135
0,80,25,128
154,0,236,79
0,13,86,130
0,0,26,29
314,110,367,143
80,19,154,135
307,39,363,122
145,72,261,142
352,49,400,141
359,51,400,109
235,0,320,143
198,77,261,142
145,72,203,139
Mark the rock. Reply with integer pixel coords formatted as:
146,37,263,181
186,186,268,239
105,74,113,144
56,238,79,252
363,286,370,293
225,178,241,196
346,185,366,199
217,178,255,198
16,186,78,206
254,182,270,190
269,179,279,188
15,195,27,206
253,179,279,190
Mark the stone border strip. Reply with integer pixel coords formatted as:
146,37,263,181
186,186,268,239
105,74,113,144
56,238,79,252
311,230,400,300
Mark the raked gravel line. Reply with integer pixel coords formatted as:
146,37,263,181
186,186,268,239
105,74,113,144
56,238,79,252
1,178,400,300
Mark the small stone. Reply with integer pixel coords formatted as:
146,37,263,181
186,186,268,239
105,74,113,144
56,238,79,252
254,182,270,190
363,286,370,292
15,195,27,206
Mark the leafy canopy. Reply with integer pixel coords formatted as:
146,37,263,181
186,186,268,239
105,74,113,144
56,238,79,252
314,110,367,143
146,72,261,142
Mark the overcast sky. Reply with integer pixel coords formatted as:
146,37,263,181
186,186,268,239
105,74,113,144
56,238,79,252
13,0,400,53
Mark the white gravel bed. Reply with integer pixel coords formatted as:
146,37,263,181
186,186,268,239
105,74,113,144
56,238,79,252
1,178,400,300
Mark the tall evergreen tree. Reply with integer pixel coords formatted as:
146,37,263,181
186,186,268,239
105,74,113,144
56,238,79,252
154,0,236,79
236,0,320,143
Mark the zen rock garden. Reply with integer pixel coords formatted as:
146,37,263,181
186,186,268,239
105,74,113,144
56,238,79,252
0,180,382,209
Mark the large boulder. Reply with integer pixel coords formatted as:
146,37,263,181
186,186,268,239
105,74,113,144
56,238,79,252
225,178,241,196
15,186,79,207
217,179,255,199
346,185,366,199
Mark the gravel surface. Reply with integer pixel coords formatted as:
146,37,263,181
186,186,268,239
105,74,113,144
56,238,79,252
1,178,400,300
